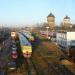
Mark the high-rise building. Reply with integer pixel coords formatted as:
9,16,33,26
47,13,55,29
63,16,71,28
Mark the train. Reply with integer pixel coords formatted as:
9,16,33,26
8,39,18,60
20,31,34,41
11,43,18,59
18,33,32,58
56,32,75,61
40,30,56,40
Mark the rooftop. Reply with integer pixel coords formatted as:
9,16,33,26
64,16,70,19
47,13,55,18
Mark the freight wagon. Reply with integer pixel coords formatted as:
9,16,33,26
56,32,75,61
18,33,32,58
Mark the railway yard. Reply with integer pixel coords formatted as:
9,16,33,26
0,29,75,75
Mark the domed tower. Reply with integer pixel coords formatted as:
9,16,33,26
47,13,55,29
63,16,71,28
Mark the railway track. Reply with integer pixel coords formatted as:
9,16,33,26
7,34,74,75
47,61,74,75
31,41,74,75
23,58,38,75
33,50,74,75
7,58,38,75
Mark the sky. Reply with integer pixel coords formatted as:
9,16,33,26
0,0,75,27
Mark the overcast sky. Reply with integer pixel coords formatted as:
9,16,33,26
0,0,75,26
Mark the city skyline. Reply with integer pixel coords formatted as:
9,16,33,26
0,0,75,26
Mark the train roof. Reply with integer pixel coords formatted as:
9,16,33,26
18,33,31,46
22,32,32,37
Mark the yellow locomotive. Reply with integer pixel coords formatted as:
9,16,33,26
22,31,34,41
18,33,32,58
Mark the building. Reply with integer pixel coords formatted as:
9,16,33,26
47,13,55,29
63,16,71,28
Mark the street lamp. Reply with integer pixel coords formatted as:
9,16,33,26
46,26,49,39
